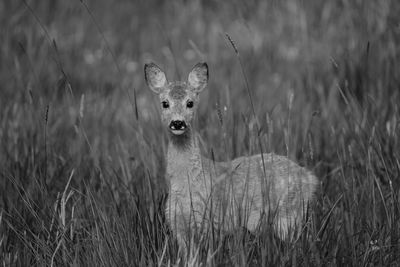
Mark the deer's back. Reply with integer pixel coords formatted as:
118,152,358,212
167,152,318,234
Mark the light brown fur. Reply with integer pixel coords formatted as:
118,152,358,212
144,62,318,253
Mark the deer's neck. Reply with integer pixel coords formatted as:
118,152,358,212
166,128,202,181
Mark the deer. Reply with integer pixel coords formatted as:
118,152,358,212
144,62,318,257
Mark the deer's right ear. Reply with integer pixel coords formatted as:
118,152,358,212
188,62,208,93
144,63,167,94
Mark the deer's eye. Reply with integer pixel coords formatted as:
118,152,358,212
162,101,169,109
186,101,194,108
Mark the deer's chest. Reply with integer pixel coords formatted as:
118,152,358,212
167,159,205,198
165,158,209,224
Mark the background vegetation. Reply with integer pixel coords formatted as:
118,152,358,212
1,0,399,265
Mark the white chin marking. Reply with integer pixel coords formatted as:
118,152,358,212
171,130,185,135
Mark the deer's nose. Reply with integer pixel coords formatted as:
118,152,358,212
169,120,187,130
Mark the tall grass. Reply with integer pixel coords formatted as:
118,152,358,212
1,0,399,265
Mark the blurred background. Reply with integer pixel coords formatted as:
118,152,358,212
1,0,400,265
1,0,398,188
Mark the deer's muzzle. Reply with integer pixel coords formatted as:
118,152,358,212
169,120,187,135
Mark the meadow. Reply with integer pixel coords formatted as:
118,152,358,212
0,0,399,266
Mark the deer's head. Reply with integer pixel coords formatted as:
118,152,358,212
145,62,208,137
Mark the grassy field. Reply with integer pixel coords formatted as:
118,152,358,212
1,0,399,266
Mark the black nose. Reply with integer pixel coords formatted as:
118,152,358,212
169,120,187,130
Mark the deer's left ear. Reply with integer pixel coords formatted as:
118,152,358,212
188,62,208,93
144,62,168,94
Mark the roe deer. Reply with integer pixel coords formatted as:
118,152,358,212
144,62,318,255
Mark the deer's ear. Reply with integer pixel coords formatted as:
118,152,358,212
144,63,167,94
188,62,208,93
